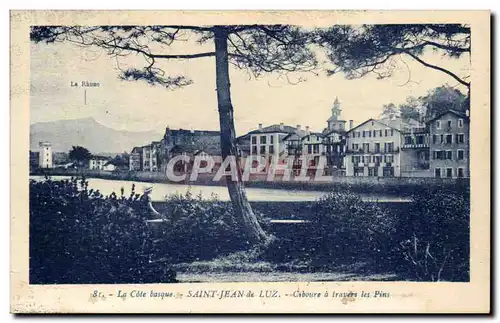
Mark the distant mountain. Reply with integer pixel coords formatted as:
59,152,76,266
30,117,163,154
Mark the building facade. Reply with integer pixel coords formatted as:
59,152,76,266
247,123,306,174
428,110,469,178
89,156,111,170
129,147,142,171
400,123,431,177
345,119,403,177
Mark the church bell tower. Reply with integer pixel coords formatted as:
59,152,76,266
327,97,346,131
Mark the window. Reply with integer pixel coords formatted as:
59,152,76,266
307,145,312,154
435,168,441,178
368,167,376,176
446,151,453,160
457,168,464,178
446,168,453,178
405,136,412,145
368,131,372,138
316,136,320,141
416,135,425,145
445,134,453,144
366,156,372,163
384,155,394,163
457,134,465,144
354,167,364,177
385,142,394,153
356,131,360,138
269,146,274,154
457,150,465,160
458,119,464,128
383,167,394,177
362,131,366,138
260,146,266,154
373,130,377,137
432,134,438,144
374,155,382,164
375,143,380,153
385,129,389,136
391,129,394,136
353,156,360,164
270,136,274,144
260,135,267,144
433,150,444,160
251,146,257,154
436,120,441,129
313,144,319,154
363,143,370,152
447,120,452,128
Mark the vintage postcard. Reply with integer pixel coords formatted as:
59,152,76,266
10,10,490,313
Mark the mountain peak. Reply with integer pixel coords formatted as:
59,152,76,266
30,117,163,154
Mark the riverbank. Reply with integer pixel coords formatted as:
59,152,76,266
31,168,470,197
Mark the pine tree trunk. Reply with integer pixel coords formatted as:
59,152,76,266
213,27,270,245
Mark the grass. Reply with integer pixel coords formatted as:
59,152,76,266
172,249,399,283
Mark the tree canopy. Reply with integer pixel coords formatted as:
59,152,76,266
380,85,468,122
69,146,92,166
315,24,470,89
31,25,317,88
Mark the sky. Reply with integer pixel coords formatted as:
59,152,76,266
30,30,470,137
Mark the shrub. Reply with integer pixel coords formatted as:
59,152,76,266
397,186,470,281
29,176,177,284
304,191,397,264
153,190,270,263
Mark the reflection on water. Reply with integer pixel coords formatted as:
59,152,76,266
29,176,411,202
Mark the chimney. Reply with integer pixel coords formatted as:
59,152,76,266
258,123,263,130
349,120,354,130
296,124,301,131
279,122,284,130
305,126,310,134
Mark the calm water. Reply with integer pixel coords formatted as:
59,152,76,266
29,176,411,202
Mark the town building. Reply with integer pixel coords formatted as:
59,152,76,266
400,122,431,177
321,97,348,175
161,128,221,173
142,141,162,172
345,108,469,178
244,123,306,174
345,117,409,177
239,97,349,176
129,147,142,171
89,156,111,170
299,131,325,176
38,142,53,169
129,128,222,173
427,109,469,178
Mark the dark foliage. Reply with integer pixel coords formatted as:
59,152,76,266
151,191,271,263
315,24,470,88
311,191,397,261
397,184,470,281
29,177,177,284
68,145,92,166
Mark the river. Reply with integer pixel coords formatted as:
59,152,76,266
29,176,411,203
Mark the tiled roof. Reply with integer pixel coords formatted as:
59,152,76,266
247,124,306,136
426,109,469,123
